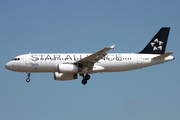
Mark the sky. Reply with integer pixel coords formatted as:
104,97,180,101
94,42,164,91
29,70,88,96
0,0,180,120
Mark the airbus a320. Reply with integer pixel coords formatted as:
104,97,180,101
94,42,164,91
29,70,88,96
5,27,174,85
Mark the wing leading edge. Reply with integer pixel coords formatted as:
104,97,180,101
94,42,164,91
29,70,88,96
75,45,115,70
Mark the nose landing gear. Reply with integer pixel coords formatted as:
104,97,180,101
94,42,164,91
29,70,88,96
26,73,31,82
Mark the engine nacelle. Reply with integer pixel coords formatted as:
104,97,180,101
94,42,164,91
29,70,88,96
54,72,78,80
58,64,78,73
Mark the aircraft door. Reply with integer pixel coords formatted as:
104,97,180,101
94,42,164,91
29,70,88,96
137,55,142,64
25,54,31,64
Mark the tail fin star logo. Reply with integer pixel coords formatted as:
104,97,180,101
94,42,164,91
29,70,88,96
150,38,163,51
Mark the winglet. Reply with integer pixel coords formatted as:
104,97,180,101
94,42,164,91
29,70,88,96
110,45,115,50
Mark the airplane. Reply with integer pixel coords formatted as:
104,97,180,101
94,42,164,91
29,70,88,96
5,27,174,85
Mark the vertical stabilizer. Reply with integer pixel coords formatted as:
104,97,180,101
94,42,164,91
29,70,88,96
139,27,170,54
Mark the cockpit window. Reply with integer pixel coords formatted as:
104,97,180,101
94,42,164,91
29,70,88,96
12,58,20,61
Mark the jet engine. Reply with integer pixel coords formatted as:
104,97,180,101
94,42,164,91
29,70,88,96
54,72,78,80
58,64,79,73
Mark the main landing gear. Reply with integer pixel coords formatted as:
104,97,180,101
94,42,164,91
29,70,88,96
80,74,91,85
26,73,31,82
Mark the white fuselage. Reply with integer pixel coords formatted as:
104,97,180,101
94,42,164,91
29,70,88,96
4,27,174,84
5,53,174,73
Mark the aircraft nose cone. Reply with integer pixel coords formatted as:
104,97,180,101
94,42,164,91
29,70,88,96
5,62,11,70
5,62,19,71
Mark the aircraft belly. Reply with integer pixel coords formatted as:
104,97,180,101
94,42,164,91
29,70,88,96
18,62,57,72
35,62,57,72
99,61,138,72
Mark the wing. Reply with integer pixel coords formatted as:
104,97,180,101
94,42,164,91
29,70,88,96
75,45,115,71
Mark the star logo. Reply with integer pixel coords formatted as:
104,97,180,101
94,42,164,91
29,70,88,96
150,38,163,51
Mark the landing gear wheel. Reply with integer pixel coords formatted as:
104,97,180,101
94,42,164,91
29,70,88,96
81,79,87,85
85,74,90,80
26,78,30,82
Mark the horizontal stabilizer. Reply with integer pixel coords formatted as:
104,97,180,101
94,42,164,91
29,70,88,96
152,52,174,60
